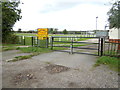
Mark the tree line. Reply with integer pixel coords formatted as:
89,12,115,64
16,28,69,34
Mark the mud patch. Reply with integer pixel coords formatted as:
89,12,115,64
13,71,37,85
45,64,70,74
68,82,79,87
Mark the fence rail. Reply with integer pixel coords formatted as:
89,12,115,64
50,36,102,56
103,39,120,57
16,35,120,57
17,35,49,48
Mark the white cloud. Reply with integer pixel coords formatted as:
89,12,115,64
13,0,112,31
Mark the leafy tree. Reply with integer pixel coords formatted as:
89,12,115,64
107,1,120,29
18,28,22,33
2,0,22,43
62,29,68,34
48,28,58,34
48,28,54,34
28,30,34,33
53,28,58,34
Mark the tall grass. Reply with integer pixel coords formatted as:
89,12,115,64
94,56,120,72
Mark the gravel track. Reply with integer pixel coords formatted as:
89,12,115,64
2,50,119,88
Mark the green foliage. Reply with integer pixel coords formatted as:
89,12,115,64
48,28,58,34
17,47,52,53
17,46,67,53
16,33,36,36
48,28,54,34
2,46,18,51
6,34,19,44
18,28,22,33
62,29,68,34
107,1,120,29
94,56,120,72
2,1,22,43
52,28,58,34
53,47,68,50
7,55,32,62
3,43,21,47
15,55,32,60
15,33,91,45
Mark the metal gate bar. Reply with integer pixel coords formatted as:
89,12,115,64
51,36,102,56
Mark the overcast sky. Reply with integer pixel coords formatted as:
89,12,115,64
13,0,112,31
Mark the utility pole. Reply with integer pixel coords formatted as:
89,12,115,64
96,16,98,30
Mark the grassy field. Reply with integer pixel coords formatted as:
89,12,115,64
16,33,95,37
2,33,94,53
15,33,92,46
16,33,36,36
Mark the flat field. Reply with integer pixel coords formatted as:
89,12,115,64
15,33,93,46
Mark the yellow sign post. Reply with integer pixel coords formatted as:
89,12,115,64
37,28,48,40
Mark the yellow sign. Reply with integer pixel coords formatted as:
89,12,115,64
37,28,48,40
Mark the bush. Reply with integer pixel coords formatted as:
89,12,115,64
4,34,19,44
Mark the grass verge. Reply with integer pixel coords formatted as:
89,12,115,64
2,44,22,51
2,46,19,51
7,55,33,62
17,47,52,53
94,56,120,72
7,46,67,62
52,47,68,50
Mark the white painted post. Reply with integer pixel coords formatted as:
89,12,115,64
22,36,24,39
67,37,69,41
75,36,77,41
22,36,25,45
59,37,61,41
49,36,51,43
71,36,72,41
35,37,38,44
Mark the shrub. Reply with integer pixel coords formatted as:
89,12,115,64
4,34,19,44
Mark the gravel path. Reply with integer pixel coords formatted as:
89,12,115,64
2,50,32,61
2,51,119,88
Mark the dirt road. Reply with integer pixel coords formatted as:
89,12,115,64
2,50,119,88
